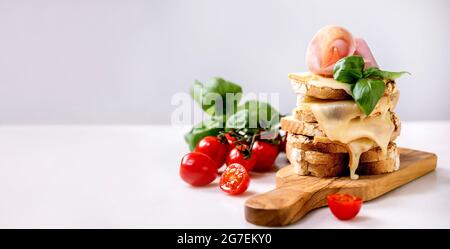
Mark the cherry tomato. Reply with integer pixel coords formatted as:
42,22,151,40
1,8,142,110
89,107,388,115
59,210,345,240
251,140,279,172
195,136,227,168
224,133,236,145
224,132,249,152
224,133,237,151
225,148,257,172
327,193,363,220
220,163,250,195
179,152,217,186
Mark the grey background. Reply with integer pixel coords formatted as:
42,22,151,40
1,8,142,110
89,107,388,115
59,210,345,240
0,0,449,124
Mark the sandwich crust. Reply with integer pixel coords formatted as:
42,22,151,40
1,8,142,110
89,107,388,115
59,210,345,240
294,92,400,123
286,142,399,177
280,113,401,142
289,73,397,100
287,139,398,163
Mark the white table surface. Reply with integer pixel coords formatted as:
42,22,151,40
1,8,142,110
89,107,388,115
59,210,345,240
0,122,449,228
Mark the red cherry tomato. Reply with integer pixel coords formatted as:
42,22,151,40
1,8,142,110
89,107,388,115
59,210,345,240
224,133,236,145
179,152,217,186
225,148,257,172
224,133,237,151
195,136,227,168
251,140,279,172
327,194,363,220
220,163,250,195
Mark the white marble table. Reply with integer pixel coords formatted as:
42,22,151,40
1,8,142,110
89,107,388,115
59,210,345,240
0,122,448,228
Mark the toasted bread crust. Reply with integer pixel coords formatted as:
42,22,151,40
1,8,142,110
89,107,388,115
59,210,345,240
287,133,348,153
281,114,401,141
286,143,345,177
303,150,347,164
294,92,400,123
287,132,400,155
287,136,398,163
293,82,351,100
286,142,399,177
280,116,326,137
290,75,397,100
357,153,399,175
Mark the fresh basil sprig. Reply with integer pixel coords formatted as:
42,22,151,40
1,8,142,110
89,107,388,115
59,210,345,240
363,67,410,80
333,56,409,115
226,100,279,130
190,77,242,117
333,56,364,83
185,77,281,151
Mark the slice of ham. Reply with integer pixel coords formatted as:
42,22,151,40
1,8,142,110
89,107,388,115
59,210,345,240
306,26,355,76
305,26,379,76
354,37,379,68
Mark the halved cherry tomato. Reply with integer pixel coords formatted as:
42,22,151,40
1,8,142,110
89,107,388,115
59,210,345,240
195,136,227,168
179,152,217,186
327,193,363,220
251,140,279,172
220,163,250,195
225,148,256,172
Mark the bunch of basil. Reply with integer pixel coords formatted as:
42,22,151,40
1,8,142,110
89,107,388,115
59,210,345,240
333,56,408,115
184,77,281,151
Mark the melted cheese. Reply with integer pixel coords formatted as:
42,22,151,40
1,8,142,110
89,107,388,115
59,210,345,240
305,98,395,179
289,72,352,95
347,139,375,179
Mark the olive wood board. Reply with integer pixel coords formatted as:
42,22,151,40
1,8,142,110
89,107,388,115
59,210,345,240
245,148,437,226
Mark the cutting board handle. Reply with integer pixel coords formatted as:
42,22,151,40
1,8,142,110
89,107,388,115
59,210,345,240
245,179,335,226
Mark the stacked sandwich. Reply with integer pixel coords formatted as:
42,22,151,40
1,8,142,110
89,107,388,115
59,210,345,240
282,26,405,179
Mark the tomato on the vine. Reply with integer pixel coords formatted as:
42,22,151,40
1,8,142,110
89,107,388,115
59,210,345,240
225,148,257,172
224,133,237,146
179,152,217,186
220,163,250,195
251,140,279,172
195,136,227,168
327,193,363,220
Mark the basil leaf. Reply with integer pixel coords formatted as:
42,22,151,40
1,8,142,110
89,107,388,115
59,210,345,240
184,119,223,151
225,109,249,129
225,100,280,130
352,78,386,115
363,67,410,80
190,78,242,117
239,100,280,129
333,56,365,84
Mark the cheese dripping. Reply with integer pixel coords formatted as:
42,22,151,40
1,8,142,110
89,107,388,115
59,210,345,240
306,98,395,179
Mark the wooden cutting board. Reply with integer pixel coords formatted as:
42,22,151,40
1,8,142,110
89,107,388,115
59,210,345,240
245,148,437,226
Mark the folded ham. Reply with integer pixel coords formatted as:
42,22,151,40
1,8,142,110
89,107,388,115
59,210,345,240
306,26,379,76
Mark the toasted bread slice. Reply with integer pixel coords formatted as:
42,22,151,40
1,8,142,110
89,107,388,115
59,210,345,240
287,140,398,164
294,92,400,123
286,142,399,177
285,143,345,177
357,153,400,175
280,113,401,141
286,129,400,154
287,132,349,153
289,73,397,100
280,116,326,137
